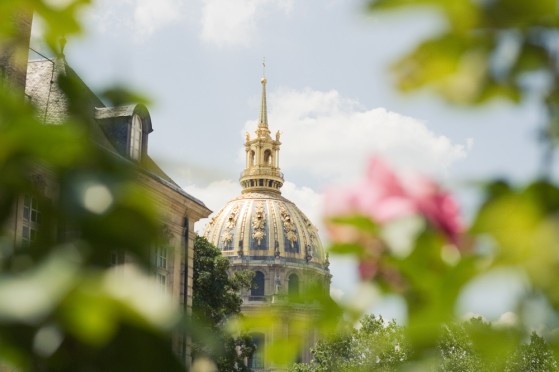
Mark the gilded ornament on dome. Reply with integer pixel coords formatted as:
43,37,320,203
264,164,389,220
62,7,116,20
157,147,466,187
221,205,240,248
222,231,233,245
280,206,298,248
305,244,313,262
252,202,266,246
204,216,216,239
274,240,280,257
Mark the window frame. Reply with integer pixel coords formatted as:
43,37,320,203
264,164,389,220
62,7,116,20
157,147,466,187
130,114,143,161
21,194,40,246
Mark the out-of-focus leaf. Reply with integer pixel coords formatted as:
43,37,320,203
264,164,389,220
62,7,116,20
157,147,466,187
101,86,151,107
0,247,80,323
474,79,522,104
392,32,495,104
483,0,559,29
30,0,92,52
327,215,378,233
328,243,365,255
369,0,481,32
102,265,180,330
510,42,551,76
60,278,119,346
381,228,479,353
472,181,559,307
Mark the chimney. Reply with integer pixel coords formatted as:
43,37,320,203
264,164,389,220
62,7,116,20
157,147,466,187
0,10,33,95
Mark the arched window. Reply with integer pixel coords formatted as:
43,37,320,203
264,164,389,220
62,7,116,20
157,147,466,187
288,274,299,299
250,150,256,166
130,115,142,161
251,271,265,300
247,333,265,368
263,149,272,165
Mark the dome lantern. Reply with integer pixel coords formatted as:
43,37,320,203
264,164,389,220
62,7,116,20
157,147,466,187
240,74,284,194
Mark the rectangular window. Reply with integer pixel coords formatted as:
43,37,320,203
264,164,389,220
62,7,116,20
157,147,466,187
153,246,169,292
155,247,168,269
157,272,167,292
248,334,265,368
22,195,40,246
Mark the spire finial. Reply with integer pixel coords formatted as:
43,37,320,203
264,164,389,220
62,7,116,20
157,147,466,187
239,64,284,194
258,59,268,128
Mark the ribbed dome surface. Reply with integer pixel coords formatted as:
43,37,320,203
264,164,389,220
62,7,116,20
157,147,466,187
203,191,326,266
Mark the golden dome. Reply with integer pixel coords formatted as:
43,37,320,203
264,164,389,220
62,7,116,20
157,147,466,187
204,191,327,266
203,76,328,269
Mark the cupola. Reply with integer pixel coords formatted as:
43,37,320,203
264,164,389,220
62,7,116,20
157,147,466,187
239,76,284,194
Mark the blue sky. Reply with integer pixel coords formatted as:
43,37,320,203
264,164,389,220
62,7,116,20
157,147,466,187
32,0,547,322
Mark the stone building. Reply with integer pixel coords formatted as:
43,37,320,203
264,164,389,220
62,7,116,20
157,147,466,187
203,76,331,370
1,12,211,366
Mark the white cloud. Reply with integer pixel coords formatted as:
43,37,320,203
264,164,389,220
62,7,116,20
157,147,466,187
200,0,293,47
133,0,184,36
281,181,322,230
244,88,469,184
184,179,241,233
86,0,184,40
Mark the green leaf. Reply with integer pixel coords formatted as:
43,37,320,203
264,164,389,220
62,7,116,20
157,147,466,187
328,243,365,256
328,215,378,233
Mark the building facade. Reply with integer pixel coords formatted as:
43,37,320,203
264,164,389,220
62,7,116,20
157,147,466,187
1,12,211,367
203,76,331,371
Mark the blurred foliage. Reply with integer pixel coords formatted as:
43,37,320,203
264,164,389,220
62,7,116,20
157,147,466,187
4,0,559,371
191,236,255,371
366,0,559,151
292,316,557,371
0,1,187,371
323,174,559,368
230,278,344,369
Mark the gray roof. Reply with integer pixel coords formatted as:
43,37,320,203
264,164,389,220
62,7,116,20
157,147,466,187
24,57,209,211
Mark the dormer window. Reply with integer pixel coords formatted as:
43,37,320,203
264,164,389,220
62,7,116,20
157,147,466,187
130,114,142,161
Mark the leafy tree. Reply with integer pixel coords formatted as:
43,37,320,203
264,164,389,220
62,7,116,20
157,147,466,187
192,235,255,371
439,319,491,372
293,316,558,372
505,333,558,372
290,314,409,372
439,318,558,372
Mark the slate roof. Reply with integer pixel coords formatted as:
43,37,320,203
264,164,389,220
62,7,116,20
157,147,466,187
24,57,209,210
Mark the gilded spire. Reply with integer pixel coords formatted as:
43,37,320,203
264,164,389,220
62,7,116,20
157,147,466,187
239,67,284,194
258,60,268,129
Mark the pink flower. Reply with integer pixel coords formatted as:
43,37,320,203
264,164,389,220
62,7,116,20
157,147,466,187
405,175,462,244
324,156,462,244
358,259,377,281
324,157,416,223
